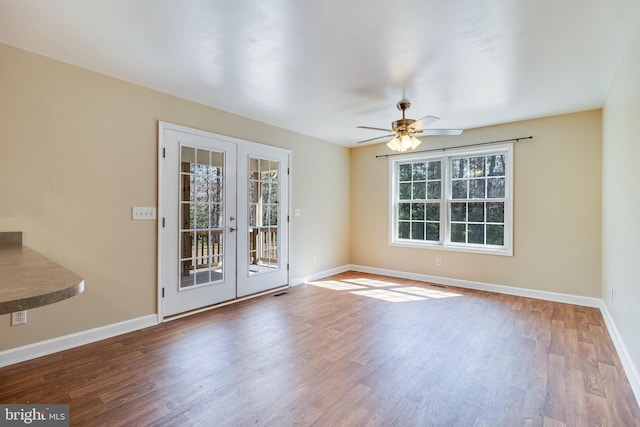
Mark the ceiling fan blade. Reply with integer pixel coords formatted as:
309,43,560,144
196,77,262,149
411,115,440,130
355,134,395,144
357,126,394,132
415,129,464,136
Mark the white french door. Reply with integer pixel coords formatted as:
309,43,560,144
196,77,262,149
237,143,289,297
158,122,289,318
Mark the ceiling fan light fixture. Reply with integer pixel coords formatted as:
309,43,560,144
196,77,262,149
400,134,413,150
386,134,421,152
386,136,402,151
410,135,421,149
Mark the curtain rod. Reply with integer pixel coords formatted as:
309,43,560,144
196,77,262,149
374,136,533,158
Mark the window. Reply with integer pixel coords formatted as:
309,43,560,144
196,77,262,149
390,143,513,255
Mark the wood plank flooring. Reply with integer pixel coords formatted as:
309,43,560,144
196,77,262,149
1,271,639,426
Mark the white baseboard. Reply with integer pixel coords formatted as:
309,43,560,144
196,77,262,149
348,264,602,307
0,314,157,368
291,265,352,286
598,301,640,406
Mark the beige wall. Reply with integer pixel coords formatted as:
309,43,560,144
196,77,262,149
350,110,602,297
0,43,350,350
602,27,640,379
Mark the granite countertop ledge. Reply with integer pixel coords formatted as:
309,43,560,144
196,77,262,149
0,232,84,315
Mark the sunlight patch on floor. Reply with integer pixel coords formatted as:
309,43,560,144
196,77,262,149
391,286,462,299
343,278,400,288
307,276,462,303
350,289,425,302
308,280,367,291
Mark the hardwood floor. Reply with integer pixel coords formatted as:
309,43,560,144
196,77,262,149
1,271,639,426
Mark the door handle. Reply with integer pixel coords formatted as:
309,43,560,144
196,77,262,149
229,227,236,233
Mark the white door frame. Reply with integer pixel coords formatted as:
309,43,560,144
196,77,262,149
157,121,291,322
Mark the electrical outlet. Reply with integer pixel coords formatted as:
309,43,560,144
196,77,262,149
132,207,156,220
435,257,442,266
312,255,317,264
11,310,27,326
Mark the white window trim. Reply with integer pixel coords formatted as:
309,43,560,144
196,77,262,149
389,142,513,256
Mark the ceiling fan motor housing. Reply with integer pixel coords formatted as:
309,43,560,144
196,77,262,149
392,118,416,133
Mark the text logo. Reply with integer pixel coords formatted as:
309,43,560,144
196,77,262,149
0,405,69,426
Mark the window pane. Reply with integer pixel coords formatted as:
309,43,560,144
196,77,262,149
487,202,504,223
487,178,505,198
426,223,440,241
411,203,425,220
249,204,257,227
486,224,504,245
196,203,209,228
180,231,195,260
181,146,196,171
211,178,222,202
428,161,441,180
210,204,222,228
398,203,410,220
468,202,485,222
398,222,410,239
399,164,412,181
181,203,195,229
399,183,412,199
451,202,466,221
468,224,484,244
249,179,259,203
469,179,486,198
413,182,426,199
413,163,426,180
411,223,425,240
451,158,468,178
487,154,505,176
452,180,468,199
427,181,441,199
469,157,485,177
197,149,210,167
425,203,440,221
195,173,209,204
261,182,271,203
451,224,466,243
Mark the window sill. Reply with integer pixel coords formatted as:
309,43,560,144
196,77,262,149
389,240,513,256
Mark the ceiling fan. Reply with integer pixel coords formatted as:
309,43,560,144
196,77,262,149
356,100,463,152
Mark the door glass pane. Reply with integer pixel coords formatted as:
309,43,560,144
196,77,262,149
248,157,280,275
179,145,225,289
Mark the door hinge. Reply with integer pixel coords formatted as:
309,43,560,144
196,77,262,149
162,217,166,228
287,167,290,175
162,147,166,158
287,263,289,271
162,287,165,298
287,215,290,223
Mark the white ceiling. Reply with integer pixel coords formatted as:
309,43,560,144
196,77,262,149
1,0,640,146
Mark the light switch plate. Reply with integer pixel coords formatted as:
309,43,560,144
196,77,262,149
132,207,156,220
